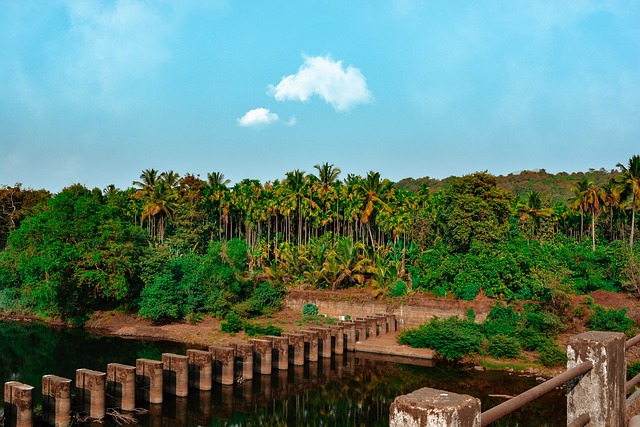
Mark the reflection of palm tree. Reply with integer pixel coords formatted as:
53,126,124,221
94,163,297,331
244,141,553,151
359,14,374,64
617,155,640,249
517,191,553,242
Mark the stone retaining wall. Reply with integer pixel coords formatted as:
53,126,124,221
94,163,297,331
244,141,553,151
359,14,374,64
284,291,493,328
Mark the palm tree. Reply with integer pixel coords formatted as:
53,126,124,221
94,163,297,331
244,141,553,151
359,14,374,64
601,179,622,241
582,182,602,251
617,155,640,249
569,178,590,241
359,171,391,249
517,191,553,242
160,170,180,190
205,171,231,190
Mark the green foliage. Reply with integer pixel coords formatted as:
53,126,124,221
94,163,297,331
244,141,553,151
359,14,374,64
628,361,640,380
587,305,633,334
537,341,566,367
243,321,283,337
247,282,283,315
138,274,185,321
484,305,520,337
303,303,319,316
487,334,522,359
398,316,483,361
390,280,408,297
220,312,244,333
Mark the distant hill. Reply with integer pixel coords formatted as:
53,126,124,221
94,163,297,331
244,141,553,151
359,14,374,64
395,168,619,203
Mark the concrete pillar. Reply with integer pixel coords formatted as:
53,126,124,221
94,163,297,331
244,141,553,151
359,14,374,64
390,387,480,427
386,313,396,332
187,349,212,391
339,321,356,351
135,358,163,404
249,339,272,375
366,317,378,337
354,319,368,341
312,327,332,358
375,314,387,334
42,375,71,427
330,325,345,354
266,335,289,370
75,369,106,419
236,342,255,380
285,333,305,366
566,331,626,427
4,381,34,427
106,363,136,411
162,353,188,397
302,330,319,362
210,345,235,385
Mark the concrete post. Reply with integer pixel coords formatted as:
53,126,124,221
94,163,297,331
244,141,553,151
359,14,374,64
329,325,345,355
366,317,378,337
339,321,356,351
285,333,305,366
42,375,71,427
106,363,136,411
135,358,163,404
389,387,481,427
375,314,387,334
386,314,396,332
354,319,368,341
187,349,212,391
266,335,289,370
4,381,34,427
75,369,106,419
566,331,626,427
249,339,272,375
312,327,332,358
162,353,188,397
210,345,235,385
236,342,255,380
302,330,319,362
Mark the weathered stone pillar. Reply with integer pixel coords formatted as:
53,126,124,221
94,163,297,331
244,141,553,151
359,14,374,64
339,321,356,351
312,327,332,358
4,381,34,427
366,317,378,337
329,325,345,355
566,331,626,427
106,363,136,411
375,314,387,334
210,345,235,385
285,333,305,366
354,319,368,341
389,387,481,427
386,313,396,332
266,335,289,370
75,369,106,419
249,339,272,375
135,358,163,404
162,353,188,397
187,349,212,391
42,375,71,427
236,342,255,380
302,330,319,362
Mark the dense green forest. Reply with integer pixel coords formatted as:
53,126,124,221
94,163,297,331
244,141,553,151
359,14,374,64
0,156,639,324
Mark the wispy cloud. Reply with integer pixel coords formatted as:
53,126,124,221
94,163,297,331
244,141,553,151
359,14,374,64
237,108,282,128
268,55,373,112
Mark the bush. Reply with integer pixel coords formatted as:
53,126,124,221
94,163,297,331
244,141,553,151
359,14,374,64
138,274,185,321
538,341,565,367
484,305,520,337
302,303,318,316
390,280,408,297
487,334,522,359
518,328,550,352
248,282,282,315
398,316,482,361
244,321,283,337
587,305,633,335
220,312,244,333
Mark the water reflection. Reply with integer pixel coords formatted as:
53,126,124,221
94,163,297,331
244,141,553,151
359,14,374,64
0,322,565,427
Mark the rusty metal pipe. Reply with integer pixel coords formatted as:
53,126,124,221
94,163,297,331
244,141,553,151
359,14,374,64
626,333,640,350
627,372,640,394
480,361,593,426
566,413,590,427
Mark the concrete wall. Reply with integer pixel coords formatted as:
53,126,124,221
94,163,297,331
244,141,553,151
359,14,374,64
284,291,492,329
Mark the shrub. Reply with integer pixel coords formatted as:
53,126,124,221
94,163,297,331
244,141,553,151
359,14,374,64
220,312,244,333
484,305,520,337
628,361,640,380
248,282,282,315
487,334,522,359
244,321,283,337
390,280,408,297
587,305,633,335
518,328,550,352
302,303,318,316
538,341,565,367
138,274,185,321
398,316,482,361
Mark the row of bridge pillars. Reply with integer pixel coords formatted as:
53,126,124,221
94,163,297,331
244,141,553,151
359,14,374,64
3,314,396,426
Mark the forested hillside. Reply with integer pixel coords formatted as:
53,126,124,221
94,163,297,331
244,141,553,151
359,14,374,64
0,157,638,325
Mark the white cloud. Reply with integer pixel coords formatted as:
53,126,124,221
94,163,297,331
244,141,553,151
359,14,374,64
268,55,373,112
237,108,280,127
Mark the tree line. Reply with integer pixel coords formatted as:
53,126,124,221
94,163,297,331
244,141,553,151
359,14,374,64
0,156,638,322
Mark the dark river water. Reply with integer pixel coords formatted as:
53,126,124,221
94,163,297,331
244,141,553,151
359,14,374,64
0,320,566,426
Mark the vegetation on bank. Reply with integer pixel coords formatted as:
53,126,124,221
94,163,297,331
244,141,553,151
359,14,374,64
0,157,638,333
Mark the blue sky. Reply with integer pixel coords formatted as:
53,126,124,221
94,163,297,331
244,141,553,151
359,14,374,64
1,1,638,192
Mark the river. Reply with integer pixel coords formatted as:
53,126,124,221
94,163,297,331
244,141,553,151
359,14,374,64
0,320,565,426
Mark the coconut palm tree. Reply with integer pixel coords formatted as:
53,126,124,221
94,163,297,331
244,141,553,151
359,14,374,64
617,155,640,249
517,190,553,242
569,177,590,241
582,182,602,251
